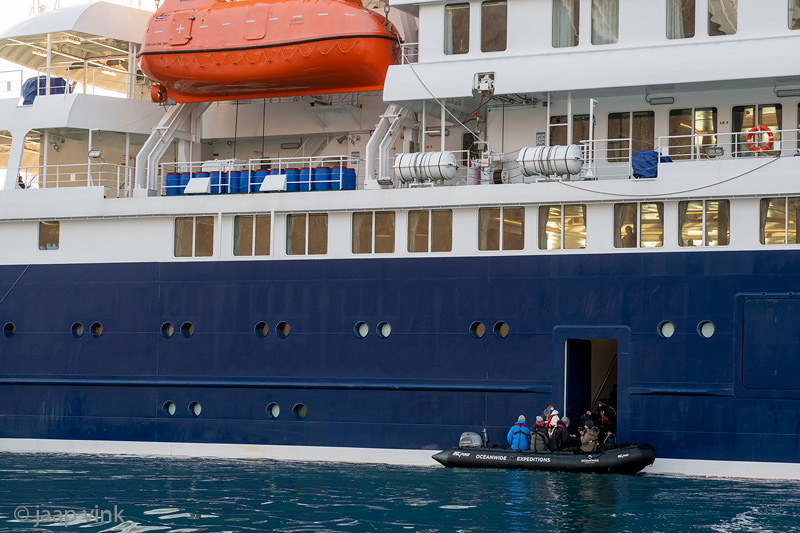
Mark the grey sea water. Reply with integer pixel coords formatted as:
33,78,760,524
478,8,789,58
0,453,798,532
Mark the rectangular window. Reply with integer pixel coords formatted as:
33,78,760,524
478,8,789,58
478,206,524,251
614,203,664,248
667,0,695,39
709,0,737,36
760,197,800,245
38,221,59,250
174,216,214,257
679,200,730,246
445,3,470,55
732,104,781,157
792,0,800,29
286,213,328,255
234,215,271,256
353,211,396,254
538,205,586,250
608,111,655,162
591,0,619,45
553,0,579,48
408,209,453,252
549,115,590,146
668,108,717,159
481,1,507,52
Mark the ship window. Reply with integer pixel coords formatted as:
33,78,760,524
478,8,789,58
668,108,717,159
760,197,800,245
181,322,194,338
607,111,655,162
277,321,290,338
538,204,586,250
549,115,590,146
493,321,509,338
255,321,269,338
678,200,730,246
71,322,84,338
162,401,176,416
3,323,15,338
352,211,396,254
444,3,470,55
792,0,800,29
234,214,271,256
709,0,737,36
470,321,486,338
377,321,392,338
38,221,59,251
408,209,453,253
733,105,781,157
667,0,695,39
161,322,174,338
174,216,214,257
188,401,202,417
478,206,524,251
90,322,103,338
481,1,507,52
658,321,675,338
698,321,715,338
614,203,664,248
591,0,618,45
286,213,328,255
293,403,307,419
266,403,280,418
552,0,579,47
354,321,369,338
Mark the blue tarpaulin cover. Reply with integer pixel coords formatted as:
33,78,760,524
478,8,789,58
22,76,70,105
632,150,672,179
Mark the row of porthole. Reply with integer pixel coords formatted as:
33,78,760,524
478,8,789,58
161,401,307,420
470,321,510,339
658,320,716,339
0,320,714,340
3,322,104,339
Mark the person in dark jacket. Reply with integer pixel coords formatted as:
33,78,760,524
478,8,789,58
580,410,594,428
549,418,571,451
506,415,531,451
531,416,550,451
594,401,617,443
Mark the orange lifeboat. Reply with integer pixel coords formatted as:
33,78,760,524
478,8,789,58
139,0,400,103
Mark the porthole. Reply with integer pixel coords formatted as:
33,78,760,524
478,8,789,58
376,321,391,339
255,321,269,338
162,401,176,416
71,322,84,338
493,321,509,338
188,401,202,417
354,321,368,338
293,403,307,419
3,322,15,338
90,322,103,338
276,321,290,338
469,321,486,339
161,322,174,339
698,321,715,339
658,321,675,339
266,402,280,419
181,322,194,338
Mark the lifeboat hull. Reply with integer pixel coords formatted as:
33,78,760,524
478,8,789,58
139,0,400,102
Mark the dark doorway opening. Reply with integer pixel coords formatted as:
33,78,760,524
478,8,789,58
564,338,618,428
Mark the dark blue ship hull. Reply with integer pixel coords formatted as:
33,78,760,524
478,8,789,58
0,249,799,466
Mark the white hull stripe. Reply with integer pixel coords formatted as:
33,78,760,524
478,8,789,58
2,438,800,479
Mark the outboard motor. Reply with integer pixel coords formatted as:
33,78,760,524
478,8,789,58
459,431,483,448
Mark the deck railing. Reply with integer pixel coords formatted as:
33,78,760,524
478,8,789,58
17,163,134,198
400,43,419,64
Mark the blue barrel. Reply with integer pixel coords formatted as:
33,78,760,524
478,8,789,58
210,172,221,194
343,168,356,190
299,168,311,191
165,172,180,196
252,170,268,192
229,171,243,194
179,172,192,195
238,171,250,193
285,168,300,192
330,168,343,191
314,167,331,191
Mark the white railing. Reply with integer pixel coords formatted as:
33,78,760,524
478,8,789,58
17,163,134,198
400,43,419,64
158,156,362,196
657,128,800,161
33,66,152,100
580,138,634,180
0,70,25,99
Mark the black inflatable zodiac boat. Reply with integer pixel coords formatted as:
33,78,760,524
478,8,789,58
433,432,655,474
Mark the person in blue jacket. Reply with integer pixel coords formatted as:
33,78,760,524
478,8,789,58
506,415,531,450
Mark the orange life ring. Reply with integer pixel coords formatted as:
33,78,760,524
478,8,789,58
747,125,774,152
